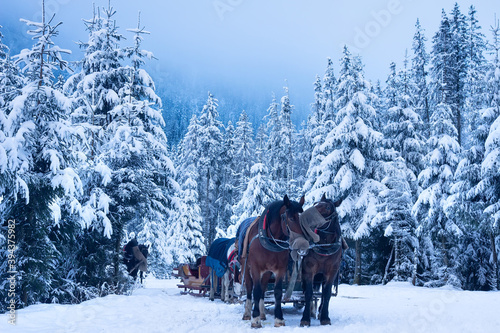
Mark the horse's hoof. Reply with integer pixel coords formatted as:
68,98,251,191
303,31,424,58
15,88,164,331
274,319,285,327
300,320,310,327
260,313,266,320
242,314,251,321
320,319,331,325
251,317,262,328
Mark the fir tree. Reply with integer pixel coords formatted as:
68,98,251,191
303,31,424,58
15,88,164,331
217,121,237,233
474,19,500,290
383,56,425,187
166,166,205,267
228,163,276,236
264,93,282,191
197,92,223,246
278,86,296,195
374,157,417,284
463,5,487,142
322,57,337,130
308,47,386,284
110,14,177,278
412,19,430,136
1,7,84,307
413,100,462,287
234,110,254,192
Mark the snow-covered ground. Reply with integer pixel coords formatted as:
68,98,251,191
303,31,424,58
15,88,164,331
1,277,499,333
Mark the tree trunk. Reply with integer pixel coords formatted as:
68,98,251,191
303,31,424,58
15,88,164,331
383,243,394,285
442,234,449,283
394,237,400,281
412,247,418,286
491,232,498,290
354,239,362,285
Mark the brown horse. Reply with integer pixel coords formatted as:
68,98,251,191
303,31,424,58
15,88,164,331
300,193,343,327
240,195,305,328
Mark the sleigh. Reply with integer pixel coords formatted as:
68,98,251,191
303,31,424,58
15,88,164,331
172,256,212,296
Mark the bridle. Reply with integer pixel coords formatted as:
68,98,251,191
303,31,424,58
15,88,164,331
314,201,337,234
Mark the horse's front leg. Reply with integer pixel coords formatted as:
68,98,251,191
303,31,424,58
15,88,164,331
221,271,227,302
273,276,285,327
251,279,263,328
209,268,216,301
242,272,252,320
319,280,333,325
222,270,231,302
300,277,313,327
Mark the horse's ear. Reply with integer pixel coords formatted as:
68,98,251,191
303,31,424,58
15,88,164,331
299,195,305,207
283,194,290,207
334,199,342,207
321,193,327,201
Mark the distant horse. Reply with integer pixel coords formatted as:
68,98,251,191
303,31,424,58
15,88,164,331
240,195,305,328
300,193,344,326
123,239,149,284
206,237,238,302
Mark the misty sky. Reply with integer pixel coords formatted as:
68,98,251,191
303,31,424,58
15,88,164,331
1,0,499,126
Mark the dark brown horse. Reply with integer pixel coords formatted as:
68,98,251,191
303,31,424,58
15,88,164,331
240,195,305,328
300,194,343,327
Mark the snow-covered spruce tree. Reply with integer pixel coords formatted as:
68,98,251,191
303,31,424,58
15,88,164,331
448,3,468,146
293,121,310,193
429,5,468,146
374,157,417,284
234,110,254,194
0,26,23,117
462,5,488,144
473,20,500,290
384,62,400,111
303,62,334,196
308,47,387,284
110,14,177,278
177,114,201,184
322,57,337,131
369,80,384,132
277,86,296,196
254,123,267,163
166,165,205,269
383,56,425,190
446,7,491,291
228,163,276,236
1,9,85,307
412,19,430,137
0,26,24,215
197,92,223,246
264,93,282,192
413,99,462,288
216,121,237,236
62,3,126,293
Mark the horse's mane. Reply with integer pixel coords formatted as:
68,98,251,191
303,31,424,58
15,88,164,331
265,200,284,220
264,198,303,221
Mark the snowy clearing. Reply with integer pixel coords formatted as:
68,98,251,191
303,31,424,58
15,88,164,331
1,277,498,333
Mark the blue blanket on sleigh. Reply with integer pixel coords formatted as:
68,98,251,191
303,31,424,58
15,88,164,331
206,237,236,278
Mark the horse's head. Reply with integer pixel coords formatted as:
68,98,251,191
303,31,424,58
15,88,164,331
139,244,149,258
313,193,342,241
314,193,341,220
281,194,305,236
